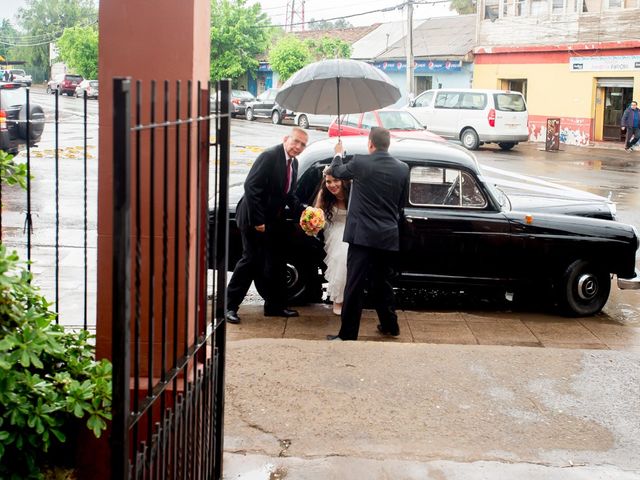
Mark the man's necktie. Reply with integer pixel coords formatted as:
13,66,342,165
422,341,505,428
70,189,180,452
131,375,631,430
284,157,293,193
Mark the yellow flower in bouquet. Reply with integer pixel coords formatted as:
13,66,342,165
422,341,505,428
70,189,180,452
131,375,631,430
299,206,326,236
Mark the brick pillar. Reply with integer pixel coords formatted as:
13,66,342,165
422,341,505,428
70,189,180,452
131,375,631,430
88,0,211,478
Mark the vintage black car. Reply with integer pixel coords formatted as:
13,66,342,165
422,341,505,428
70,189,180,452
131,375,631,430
216,137,639,316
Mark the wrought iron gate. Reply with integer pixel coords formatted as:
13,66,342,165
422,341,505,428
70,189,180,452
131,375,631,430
111,78,230,479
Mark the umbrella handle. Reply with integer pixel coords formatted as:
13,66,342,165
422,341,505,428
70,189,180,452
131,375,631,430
336,77,341,142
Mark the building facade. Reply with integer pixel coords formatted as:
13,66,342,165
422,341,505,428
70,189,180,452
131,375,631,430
352,15,476,103
473,0,640,145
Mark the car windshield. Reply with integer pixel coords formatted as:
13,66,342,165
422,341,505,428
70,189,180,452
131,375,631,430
11,69,26,76
483,180,510,210
378,111,424,130
1,86,26,107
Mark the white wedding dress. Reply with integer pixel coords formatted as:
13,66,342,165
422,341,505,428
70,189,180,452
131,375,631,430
323,207,348,304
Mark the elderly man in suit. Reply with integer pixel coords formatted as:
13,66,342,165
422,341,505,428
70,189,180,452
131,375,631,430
225,127,309,324
327,127,409,341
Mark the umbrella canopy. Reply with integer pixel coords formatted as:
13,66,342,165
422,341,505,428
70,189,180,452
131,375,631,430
275,59,401,116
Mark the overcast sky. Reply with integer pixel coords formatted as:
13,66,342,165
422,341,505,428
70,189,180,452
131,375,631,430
2,0,454,26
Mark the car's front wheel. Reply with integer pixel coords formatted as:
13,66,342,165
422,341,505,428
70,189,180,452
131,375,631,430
271,109,281,125
559,260,610,316
245,108,254,121
297,114,309,129
461,128,480,150
499,142,516,151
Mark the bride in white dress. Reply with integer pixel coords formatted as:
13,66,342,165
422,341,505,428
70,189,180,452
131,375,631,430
314,166,350,315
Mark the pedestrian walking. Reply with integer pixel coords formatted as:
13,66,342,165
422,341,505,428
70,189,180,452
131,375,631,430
224,127,309,324
326,127,409,341
621,100,640,152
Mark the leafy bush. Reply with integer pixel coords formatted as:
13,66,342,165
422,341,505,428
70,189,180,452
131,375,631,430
0,149,28,189
0,246,112,479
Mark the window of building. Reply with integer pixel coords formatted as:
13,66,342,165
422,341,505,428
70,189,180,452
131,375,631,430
501,79,528,100
530,0,549,14
606,0,622,7
484,0,500,19
552,0,565,13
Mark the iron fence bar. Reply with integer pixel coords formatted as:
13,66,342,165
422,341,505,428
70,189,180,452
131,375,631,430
133,80,143,473
54,89,59,311
172,81,182,411
111,76,132,480
147,80,157,448
83,90,88,329
184,80,192,360
25,86,32,273
214,78,231,480
161,80,169,425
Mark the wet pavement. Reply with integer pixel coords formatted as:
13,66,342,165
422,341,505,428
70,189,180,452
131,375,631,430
227,304,640,351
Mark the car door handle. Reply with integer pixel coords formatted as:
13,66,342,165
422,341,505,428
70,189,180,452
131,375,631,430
405,215,426,223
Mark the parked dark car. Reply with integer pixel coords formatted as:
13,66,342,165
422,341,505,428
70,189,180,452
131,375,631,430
0,82,45,154
244,88,294,124
211,137,639,316
210,89,255,118
46,73,83,96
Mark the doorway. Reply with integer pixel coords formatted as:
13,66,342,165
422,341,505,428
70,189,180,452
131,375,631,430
602,86,633,141
415,75,433,95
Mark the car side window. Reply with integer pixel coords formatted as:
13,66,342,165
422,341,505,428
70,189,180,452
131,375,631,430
460,93,487,110
409,166,486,208
414,91,434,107
342,114,358,127
434,92,461,109
361,112,376,130
295,163,325,204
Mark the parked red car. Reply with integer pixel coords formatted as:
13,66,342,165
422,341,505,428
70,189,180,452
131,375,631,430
328,109,444,142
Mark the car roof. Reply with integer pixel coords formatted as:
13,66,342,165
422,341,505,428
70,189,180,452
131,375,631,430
298,136,480,173
422,88,524,95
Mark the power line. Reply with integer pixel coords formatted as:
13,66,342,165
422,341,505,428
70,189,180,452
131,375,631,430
0,19,98,47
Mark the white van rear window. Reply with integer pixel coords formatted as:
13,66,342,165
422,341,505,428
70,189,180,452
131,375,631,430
494,93,526,112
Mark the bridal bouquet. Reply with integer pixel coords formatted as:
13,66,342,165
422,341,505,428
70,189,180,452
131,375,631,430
299,206,326,236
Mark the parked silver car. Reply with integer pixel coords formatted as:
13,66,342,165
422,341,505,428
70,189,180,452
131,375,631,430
294,112,334,130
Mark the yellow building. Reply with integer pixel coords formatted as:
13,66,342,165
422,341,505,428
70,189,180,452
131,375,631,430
474,0,640,146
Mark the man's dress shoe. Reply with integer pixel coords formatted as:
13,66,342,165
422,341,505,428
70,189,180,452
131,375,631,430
376,325,399,337
326,334,343,341
264,308,299,318
225,310,241,324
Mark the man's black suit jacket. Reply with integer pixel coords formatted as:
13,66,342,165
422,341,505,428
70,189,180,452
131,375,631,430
330,150,409,251
235,143,300,230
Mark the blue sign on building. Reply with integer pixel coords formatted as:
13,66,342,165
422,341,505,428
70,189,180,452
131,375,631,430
373,60,462,73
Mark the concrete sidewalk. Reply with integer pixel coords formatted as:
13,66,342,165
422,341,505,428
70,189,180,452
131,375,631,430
222,338,640,480
221,303,640,479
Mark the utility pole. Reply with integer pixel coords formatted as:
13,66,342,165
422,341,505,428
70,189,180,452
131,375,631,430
405,0,414,98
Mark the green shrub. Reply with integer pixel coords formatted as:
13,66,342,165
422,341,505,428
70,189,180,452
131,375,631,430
0,246,112,479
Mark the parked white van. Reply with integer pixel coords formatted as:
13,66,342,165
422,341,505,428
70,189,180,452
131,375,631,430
405,88,529,150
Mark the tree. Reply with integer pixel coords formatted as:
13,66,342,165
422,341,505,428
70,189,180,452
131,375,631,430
210,0,273,81
308,18,353,30
56,25,98,79
450,0,476,14
268,36,312,82
16,0,97,72
305,37,351,60
0,20,19,67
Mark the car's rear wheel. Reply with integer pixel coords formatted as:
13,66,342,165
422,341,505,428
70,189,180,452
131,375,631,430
255,257,322,305
558,260,610,316
245,108,254,121
499,142,516,151
461,128,480,150
271,110,281,125
298,114,309,129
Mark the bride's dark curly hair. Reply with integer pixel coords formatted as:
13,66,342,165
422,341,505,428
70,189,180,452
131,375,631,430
314,166,350,224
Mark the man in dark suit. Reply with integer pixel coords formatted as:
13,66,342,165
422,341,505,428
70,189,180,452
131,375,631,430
225,127,309,324
327,127,409,341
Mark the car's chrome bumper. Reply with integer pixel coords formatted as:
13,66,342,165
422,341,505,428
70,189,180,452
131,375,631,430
618,268,640,290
